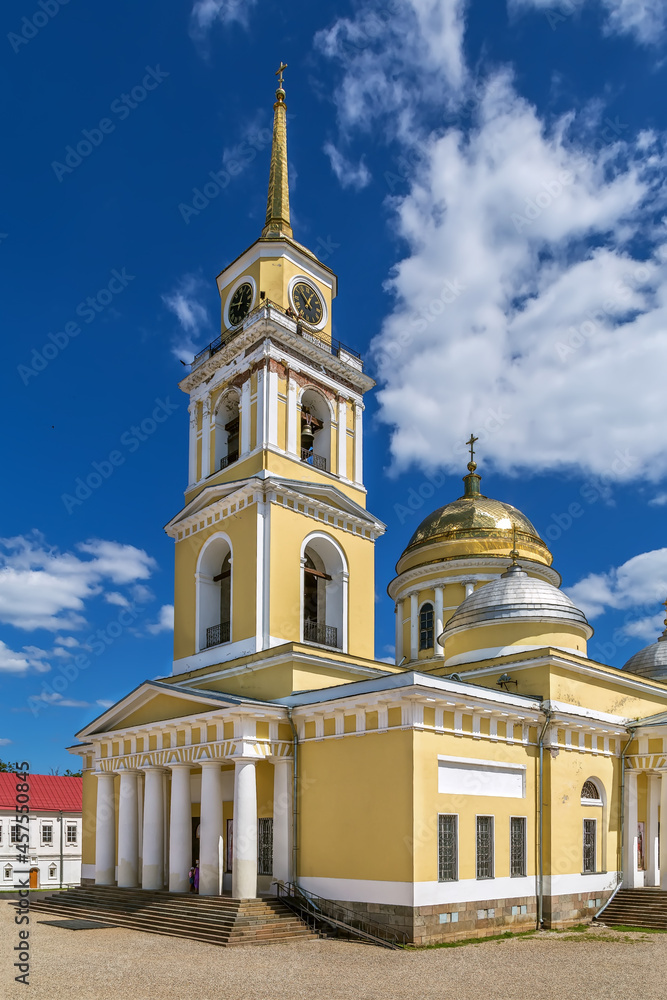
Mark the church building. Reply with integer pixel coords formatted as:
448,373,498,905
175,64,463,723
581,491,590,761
68,70,667,945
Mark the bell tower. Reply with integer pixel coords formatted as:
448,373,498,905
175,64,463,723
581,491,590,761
165,68,384,687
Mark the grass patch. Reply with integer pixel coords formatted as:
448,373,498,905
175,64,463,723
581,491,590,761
606,925,667,935
415,929,537,950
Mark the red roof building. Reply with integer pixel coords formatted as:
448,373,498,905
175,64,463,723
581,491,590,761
0,773,82,812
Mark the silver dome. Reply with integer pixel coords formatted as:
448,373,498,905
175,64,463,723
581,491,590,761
623,633,667,680
440,564,593,641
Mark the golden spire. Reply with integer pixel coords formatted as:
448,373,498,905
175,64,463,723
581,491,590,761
462,433,483,497
262,62,293,240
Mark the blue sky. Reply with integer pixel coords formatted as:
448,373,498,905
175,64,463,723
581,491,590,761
2,0,667,772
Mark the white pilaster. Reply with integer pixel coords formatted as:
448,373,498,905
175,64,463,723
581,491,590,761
199,762,224,896
233,758,258,899
353,403,363,485
201,398,211,480
272,758,293,886
286,374,298,456
395,600,403,663
94,772,116,886
647,774,660,887
241,378,251,455
188,403,198,486
660,772,667,890
410,592,419,660
623,770,641,888
142,767,165,890
434,587,445,657
255,494,270,652
169,765,192,893
337,398,347,478
267,367,279,447
256,366,266,450
117,771,139,888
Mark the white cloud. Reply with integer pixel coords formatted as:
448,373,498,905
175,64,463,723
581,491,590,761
105,592,131,609
190,0,257,34
55,636,80,648
27,691,92,709
96,699,114,708
131,584,155,604
163,274,211,362
649,493,667,507
147,604,175,635
565,549,667,632
510,0,667,44
0,738,12,746
0,532,157,633
323,142,372,190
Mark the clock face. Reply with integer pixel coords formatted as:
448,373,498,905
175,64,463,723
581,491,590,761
292,281,324,326
228,282,253,326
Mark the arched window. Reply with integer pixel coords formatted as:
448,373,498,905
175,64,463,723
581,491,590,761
196,535,232,651
300,389,331,473
581,779,603,804
49,864,58,879
302,534,347,650
419,602,434,650
3,865,12,880
214,392,240,470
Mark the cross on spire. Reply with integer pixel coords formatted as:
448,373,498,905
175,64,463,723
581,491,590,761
276,61,287,89
466,433,478,465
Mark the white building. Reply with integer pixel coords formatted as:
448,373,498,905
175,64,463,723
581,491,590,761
0,774,82,889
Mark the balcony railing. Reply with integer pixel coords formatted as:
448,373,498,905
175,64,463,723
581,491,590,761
304,619,339,648
190,298,363,372
220,452,239,470
301,450,327,471
206,621,230,648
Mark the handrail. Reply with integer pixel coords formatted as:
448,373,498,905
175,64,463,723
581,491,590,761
190,298,363,371
273,880,407,949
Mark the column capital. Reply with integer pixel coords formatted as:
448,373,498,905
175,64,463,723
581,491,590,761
141,765,168,775
167,762,192,770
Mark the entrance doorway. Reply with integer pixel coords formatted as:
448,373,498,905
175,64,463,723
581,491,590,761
191,816,200,868
29,867,39,889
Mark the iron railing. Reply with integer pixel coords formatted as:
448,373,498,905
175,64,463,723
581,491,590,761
205,621,230,648
190,299,363,371
301,450,326,471
220,452,239,470
273,881,408,949
303,619,339,648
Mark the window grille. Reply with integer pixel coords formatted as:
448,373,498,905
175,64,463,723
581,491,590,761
258,817,273,876
419,603,434,650
583,819,596,873
66,824,77,846
49,864,57,879
438,814,458,882
10,825,21,845
41,824,53,846
510,817,526,877
303,619,339,648
206,621,230,648
581,780,601,801
476,816,494,879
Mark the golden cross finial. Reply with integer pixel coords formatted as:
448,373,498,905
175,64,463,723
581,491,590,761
276,62,287,88
466,433,478,465
510,523,520,565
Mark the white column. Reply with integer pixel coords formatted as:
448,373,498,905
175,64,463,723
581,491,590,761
353,403,363,485
410,592,419,660
199,762,224,896
272,758,293,886
94,772,116,885
255,494,269,652
623,770,640,888
647,774,660,887
142,768,165,890
241,378,251,455
233,758,258,899
201,398,211,479
267,367,279,447
434,586,445,657
137,772,144,878
395,600,403,663
337,398,347,478
169,765,192,893
188,403,198,485
256,366,266,451
286,374,298,456
117,771,139,888
660,772,667,890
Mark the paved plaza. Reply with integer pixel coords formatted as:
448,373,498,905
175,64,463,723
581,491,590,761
2,902,664,1000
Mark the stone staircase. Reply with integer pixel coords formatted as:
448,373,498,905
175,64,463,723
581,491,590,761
594,888,667,930
28,885,318,947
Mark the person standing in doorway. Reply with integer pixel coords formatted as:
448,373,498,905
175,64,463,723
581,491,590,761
188,866,195,893
193,860,200,894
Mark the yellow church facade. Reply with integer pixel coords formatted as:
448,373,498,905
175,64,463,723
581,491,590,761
68,73,667,945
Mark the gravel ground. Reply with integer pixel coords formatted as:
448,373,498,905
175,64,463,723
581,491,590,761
1,901,663,1000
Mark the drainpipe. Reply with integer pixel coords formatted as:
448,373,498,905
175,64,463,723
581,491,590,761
59,810,64,889
537,709,553,929
286,708,298,887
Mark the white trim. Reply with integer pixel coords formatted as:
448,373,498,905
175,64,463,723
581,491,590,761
267,369,279,448
288,273,328,332
256,495,267,652
216,241,336,299
240,379,251,456
389,558,561,600
337,398,347,478
298,875,537,907
223,274,257,330
286,374,298,456
353,403,363,485
437,754,526,771
195,531,233,654
81,863,95,879
543,871,618,895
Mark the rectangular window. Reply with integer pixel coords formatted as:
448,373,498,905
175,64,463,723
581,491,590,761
510,817,527,877
10,824,20,845
66,824,77,846
0,822,3,845
476,816,494,879
583,819,596,873
438,814,458,882
258,818,273,876
41,824,53,846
